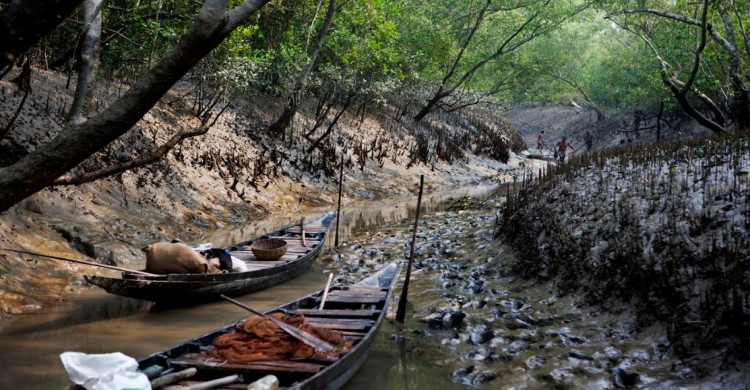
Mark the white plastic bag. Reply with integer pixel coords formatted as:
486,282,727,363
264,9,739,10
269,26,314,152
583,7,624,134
60,351,151,390
231,256,248,272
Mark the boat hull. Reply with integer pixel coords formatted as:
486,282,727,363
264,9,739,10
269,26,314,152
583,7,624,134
84,213,334,303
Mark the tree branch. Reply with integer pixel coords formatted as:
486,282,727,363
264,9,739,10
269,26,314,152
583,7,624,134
612,18,725,133
681,0,709,94
442,0,491,85
608,7,737,56
51,124,211,186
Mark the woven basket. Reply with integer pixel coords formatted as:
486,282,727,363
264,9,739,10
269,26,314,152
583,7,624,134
251,238,288,260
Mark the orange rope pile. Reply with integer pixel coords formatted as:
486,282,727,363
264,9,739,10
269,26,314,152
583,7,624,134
209,313,352,362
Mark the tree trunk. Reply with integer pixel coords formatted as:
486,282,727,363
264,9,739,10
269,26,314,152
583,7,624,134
268,0,337,139
269,95,297,141
731,75,750,129
0,0,84,76
656,101,663,141
67,0,104,124
307,92,352,153
0,0,272,213
413,88,446,122
668,81,726,134
719,5,750,129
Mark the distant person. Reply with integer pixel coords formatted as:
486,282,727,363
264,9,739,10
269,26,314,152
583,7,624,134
583,131,595,152
537,130,547,150
556,136,573,164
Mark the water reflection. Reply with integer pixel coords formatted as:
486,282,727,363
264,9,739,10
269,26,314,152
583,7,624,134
343,322,464,390
6,294,154,336
203,184,501,248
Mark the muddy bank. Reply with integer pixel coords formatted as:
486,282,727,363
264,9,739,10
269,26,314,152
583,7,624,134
0,68,540,319
498,134,750,385
321,207,749,388
503,105,710,159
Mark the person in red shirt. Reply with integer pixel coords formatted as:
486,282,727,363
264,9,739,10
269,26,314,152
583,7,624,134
556,136,574,164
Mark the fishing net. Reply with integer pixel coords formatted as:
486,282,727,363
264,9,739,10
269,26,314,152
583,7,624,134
209,313,352,362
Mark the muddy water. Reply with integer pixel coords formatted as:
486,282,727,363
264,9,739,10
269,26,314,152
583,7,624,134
0,269,329,389
0,184,499,389
200,184,501,248
322,211,746,390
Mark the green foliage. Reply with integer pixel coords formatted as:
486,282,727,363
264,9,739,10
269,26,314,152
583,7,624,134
23,0,750,151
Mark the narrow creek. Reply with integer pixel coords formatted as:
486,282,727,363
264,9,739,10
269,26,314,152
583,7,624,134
3,181,725,389
0,184,499,390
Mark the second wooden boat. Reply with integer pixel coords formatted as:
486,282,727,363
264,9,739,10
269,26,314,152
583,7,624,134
84,212,336,304
126,262,403,390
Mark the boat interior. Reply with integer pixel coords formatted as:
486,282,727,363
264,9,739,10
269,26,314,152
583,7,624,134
141,283,391,389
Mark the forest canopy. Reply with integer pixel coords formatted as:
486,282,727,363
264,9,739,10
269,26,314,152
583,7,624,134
0,0,748,211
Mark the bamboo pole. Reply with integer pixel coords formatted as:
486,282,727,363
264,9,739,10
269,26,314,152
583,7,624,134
179,374,239,390
151,368,197,388
0,248,159,277
335,154,344,246
395,175,424,323
319,272,334,309
301,217,307,247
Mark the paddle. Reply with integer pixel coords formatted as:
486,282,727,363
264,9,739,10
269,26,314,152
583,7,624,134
0,248,159,277
219,294,334,352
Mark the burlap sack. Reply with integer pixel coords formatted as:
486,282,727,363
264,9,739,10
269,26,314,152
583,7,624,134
143,242,220,274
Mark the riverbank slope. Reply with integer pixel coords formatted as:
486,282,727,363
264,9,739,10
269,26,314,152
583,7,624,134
0,68,536,319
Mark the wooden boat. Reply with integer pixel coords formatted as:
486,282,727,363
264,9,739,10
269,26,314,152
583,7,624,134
128,262,402,389
84,213,336,304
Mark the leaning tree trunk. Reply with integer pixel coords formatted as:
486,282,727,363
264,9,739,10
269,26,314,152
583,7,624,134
731,76,750,129
268,0,337,139
67,0,104,124
268,94,298,141
0,0,272,213
719,5,750,129
0,0,84,76
413,87,447,122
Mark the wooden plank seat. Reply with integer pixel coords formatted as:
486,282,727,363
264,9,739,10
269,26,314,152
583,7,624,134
294,309,380,318
331,286,388,293
321,295,387,304
304,318,375,331
170,353,326,374
340,330,369,338
323,287,388,304
285,248,315,255
285,226,328,234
